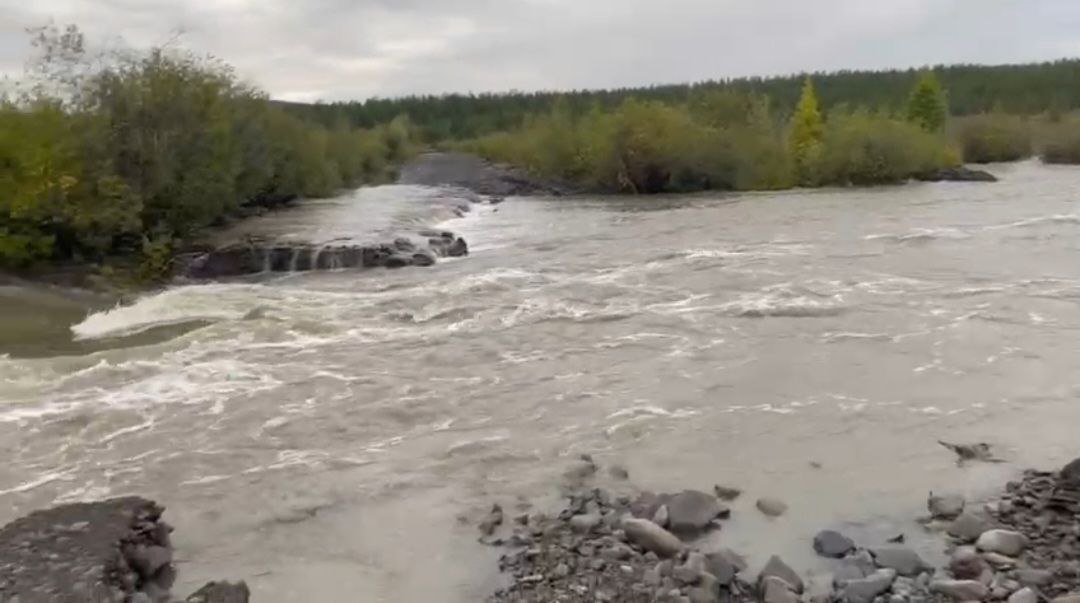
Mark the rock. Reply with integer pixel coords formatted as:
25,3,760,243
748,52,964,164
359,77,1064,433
870,546,929,576
569,513,601,533
948,546,988,580
652,505,670,528
929,493,966,520
813,530,855,558
713,485,742,501
479,504,503,536
1051,595,1080,603
982,552,1018,568
976,530,1027,557
666,491,727,534
621,517,683,558
756,497,788,517
840,569,897,603
845,549,877,577
608,465,630,480
761,576,800,603
629,492,664,520
834,563,868,586
186,582,251,603
930,579,989,601
917,167,998,183
759,555,804,593
1014,568,1053,587
704,548,745,585
1008,587,1038,603
410,252,436,267
949,512,993,543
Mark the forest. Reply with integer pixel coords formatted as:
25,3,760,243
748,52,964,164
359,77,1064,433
0,25,418,273
285,59,1080,141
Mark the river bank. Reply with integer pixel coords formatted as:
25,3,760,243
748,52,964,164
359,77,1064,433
482,454,1080,603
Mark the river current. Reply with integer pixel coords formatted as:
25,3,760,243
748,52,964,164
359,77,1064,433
1,162,1079,600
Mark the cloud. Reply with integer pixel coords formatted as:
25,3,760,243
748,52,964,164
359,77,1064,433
1,0,1077,101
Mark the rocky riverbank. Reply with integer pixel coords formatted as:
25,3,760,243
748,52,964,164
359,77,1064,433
0,497,247,602
398,151,574,196
483,455,1080,603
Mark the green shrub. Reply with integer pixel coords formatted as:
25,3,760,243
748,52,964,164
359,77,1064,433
953,114,1033,163
819,110,951,186
1041,120,1080,164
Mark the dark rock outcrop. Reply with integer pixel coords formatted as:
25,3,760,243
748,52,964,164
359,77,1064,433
176,233,469,279
917,166,998,182
0,497,248,602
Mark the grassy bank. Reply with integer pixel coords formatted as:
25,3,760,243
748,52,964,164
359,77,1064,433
0,25,418,278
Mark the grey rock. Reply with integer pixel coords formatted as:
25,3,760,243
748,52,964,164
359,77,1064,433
845,549,877,577
949,512,993,543
759,555,804,593
1014,569,1053,587
756,497,789,517
814,530,855,558
569,513,601,533
479,504,503,536
652,505,670,528
704,550,740,585
871,546,929,577
186,581,251,603
1051,595,1080,603
622,517,683,558
841,569,897,603
834,563,869,587
761,576,800,603
930,579,989,601
644,564,663,586
666,491,727,534
608,465,630,480
929,493,966,520
948,546,987,580
976,530,1027,556
1008,588,1038,603
982,552,1018,568
713,485,742,501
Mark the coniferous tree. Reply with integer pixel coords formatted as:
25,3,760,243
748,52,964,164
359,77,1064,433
788,78,825,185
906,72,948,132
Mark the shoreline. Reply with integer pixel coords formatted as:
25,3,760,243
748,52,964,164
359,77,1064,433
480,453,1080,603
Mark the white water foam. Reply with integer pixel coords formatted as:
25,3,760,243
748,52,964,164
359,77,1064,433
72,285,262,340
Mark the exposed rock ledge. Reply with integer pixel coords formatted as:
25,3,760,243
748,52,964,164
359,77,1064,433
0,497,247,602
175,231,469,280
917,166,999,183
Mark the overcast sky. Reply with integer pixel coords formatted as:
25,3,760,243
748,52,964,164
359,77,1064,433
2,0,1079,102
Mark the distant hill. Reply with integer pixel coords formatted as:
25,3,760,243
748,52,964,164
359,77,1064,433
279,59,1080,141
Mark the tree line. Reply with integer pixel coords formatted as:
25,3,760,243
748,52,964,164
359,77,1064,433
456,74,958,193
0,25,418,273
286,59,1080,141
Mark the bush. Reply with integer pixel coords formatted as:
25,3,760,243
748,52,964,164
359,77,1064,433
819,110,951,186
1041,120,1080,164
953,114,1033,163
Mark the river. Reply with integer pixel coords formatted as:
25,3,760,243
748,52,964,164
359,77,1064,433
1,161,1079,601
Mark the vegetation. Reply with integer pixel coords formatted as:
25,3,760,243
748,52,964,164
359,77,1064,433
462,75,958,193
287,59,1080,142
1041,119,1080,164
953,114,1034,163
906,72,948,133
0,24,418,272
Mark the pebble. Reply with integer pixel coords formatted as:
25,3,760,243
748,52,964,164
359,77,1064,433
840,568,897,603
569,513,602,533
666,491,727,534
977,529,1028,556
621,517,683,558
813,530,855,558
759,555,804,593
871,546,929,577
949,511,993,543
929,493,966,520
1008,587,1038,603
1014,568,1053,587
756,497,789,518
930,578,989,600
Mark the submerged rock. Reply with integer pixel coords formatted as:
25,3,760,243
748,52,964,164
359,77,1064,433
929,492,966,520
917,166,998,183
666,490,727,535
756,497,789,518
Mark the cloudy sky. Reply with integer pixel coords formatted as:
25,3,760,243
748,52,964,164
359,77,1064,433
2,0,1079,102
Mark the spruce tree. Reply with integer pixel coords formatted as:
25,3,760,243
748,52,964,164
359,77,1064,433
789,77,824,185
906,71,948,132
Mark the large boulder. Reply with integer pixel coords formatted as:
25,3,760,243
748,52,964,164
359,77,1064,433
621,517,683,558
